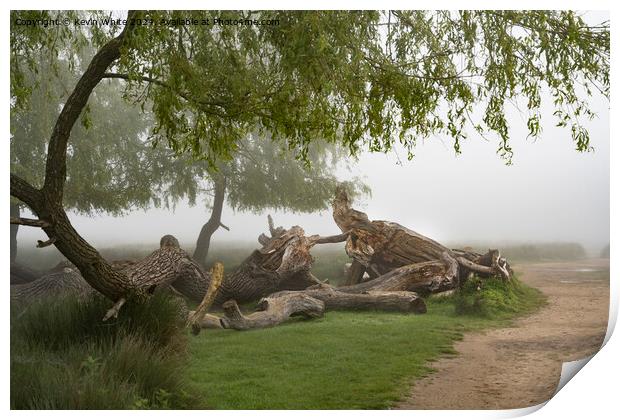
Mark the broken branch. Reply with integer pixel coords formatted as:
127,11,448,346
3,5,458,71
187,262,224,334
103,297,127,321
10,217,50,228
36,237,57,248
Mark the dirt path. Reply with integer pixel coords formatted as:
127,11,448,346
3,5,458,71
396,258,610,410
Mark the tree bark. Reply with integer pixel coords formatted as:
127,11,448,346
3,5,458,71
9,13,138,301
331,185,512,291
193,175,227,266
271,286,427,313
219,295,325,330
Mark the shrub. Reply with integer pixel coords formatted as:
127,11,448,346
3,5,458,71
11,292,200,409
452,276,546,318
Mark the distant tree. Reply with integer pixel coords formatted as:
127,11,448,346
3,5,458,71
10,10,609,300
191,135,365,266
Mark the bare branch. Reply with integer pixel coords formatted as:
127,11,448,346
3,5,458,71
309,231,351,245
10,174,42,211
103,297,127,321
10,217,50,228
36,237,57,248
187,262,225,335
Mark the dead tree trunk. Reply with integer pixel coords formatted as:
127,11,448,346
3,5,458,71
219,295,325,330
173,217,349,305
270,285,427,313
331,185,512,292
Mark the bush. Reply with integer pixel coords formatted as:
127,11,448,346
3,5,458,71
452,276,546,319
11,292,200,409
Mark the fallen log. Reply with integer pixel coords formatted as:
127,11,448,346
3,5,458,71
219,295,325,330
271,286,427,313
11,268,94,304
173,221,348,305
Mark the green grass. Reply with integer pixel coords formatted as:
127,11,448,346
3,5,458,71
10,249,546,410
11,292,200,409
188,276,546,409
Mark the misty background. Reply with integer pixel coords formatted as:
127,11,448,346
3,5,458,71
15,10,610,261
17,94,609,256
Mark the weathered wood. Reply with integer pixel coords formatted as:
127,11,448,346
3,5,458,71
220,295,325,330
189,313,224,329
174,219,347,305
343,260,367,286
11,269,94,304
187,262,224,334
331,185,512,292
338,253,459,295
271,286,427,313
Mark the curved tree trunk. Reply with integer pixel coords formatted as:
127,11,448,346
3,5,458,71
192,175,228,266
9,14,138,302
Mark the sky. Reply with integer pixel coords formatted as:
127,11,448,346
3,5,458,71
16,11,610,256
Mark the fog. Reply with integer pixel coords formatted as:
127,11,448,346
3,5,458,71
16,11,610,257
17,92,609,254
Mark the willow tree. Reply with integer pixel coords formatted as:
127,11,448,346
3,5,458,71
10,37,364,268
10,49,202,263
10,10,609,303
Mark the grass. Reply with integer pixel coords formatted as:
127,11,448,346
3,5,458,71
10,292,200,409
187,276,546,409
11,239,548,409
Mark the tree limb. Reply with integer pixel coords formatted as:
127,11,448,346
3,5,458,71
187,262,224,335
10,174,42,211
43,11,138,204
308,231,350,245
36,237,57,248
10,217,50,228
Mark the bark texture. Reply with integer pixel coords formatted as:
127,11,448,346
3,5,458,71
9,13,138,301
331,185,512,291
271,285,427,313
11,269,94,305
219,295,325,330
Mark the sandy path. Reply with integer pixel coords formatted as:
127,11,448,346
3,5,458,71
396,258,610,410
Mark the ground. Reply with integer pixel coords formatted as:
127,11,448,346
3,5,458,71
396,258,610,409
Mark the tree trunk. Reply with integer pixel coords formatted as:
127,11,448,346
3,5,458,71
331,185,512,288
193,175,227,266
9,13,138,302
10,202,19,263
271,286,427,313
173,220,341,305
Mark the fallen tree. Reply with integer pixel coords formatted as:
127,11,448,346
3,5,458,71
187,187,513,330
331,186,512,290
11,187,513,331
